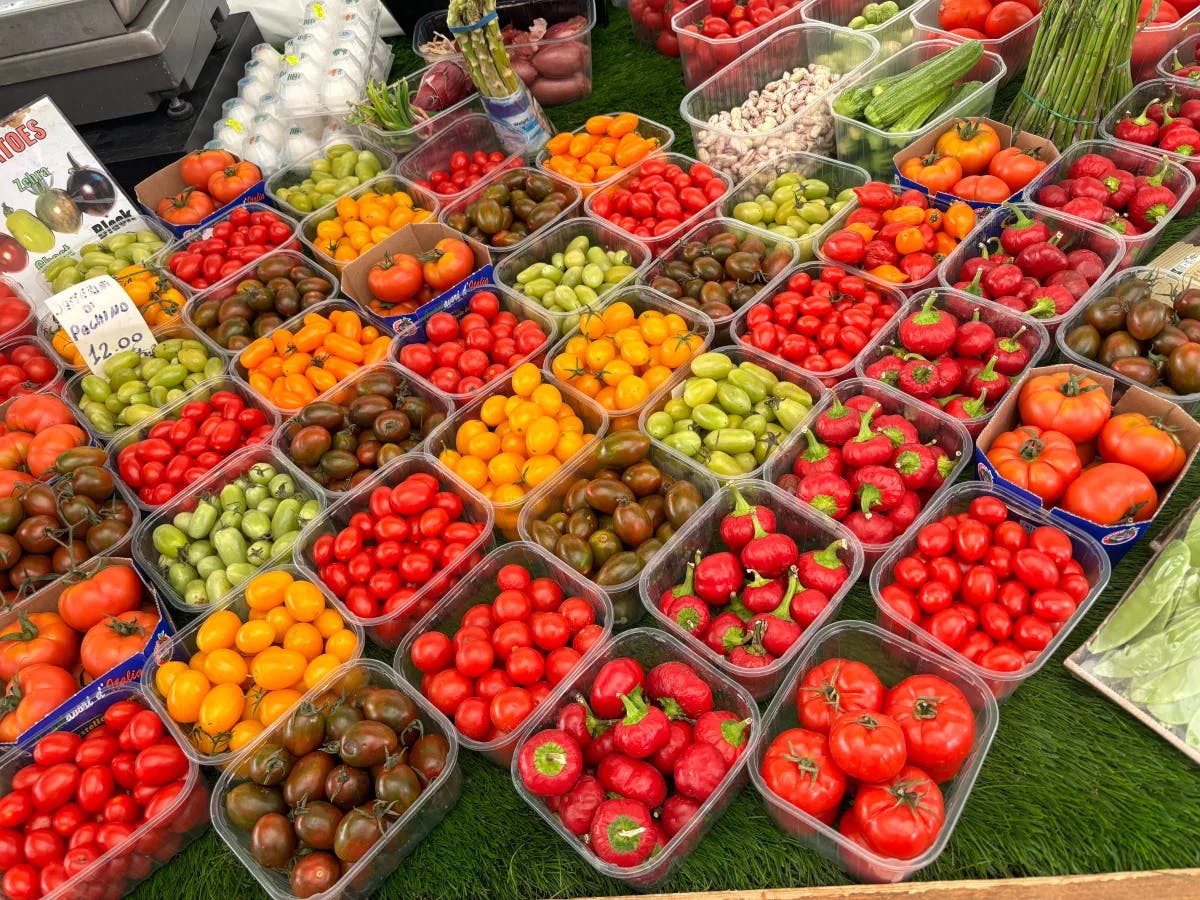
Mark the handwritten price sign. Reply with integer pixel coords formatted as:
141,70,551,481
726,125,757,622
45,276,157,375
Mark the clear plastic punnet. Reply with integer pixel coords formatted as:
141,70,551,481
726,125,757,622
293,453,496,649
672,0,809,90
638,343,827,483
540,285,717,422
394,541,614,765
680,24,882,182
140,562,365,768
719,151,871,263
265,135,397,219
423,370,608,538
272,360,455,501
439,166,583,261
492,216,653,337
212,658,462,900
510,627,760,888
765,377,971,568
130,443,327,615
853,288,1052,435
750,619,999,882
351,63,486,159
298,172,441,273
0,681,210,899
800,0,932,55
182,248,340,361
1132,4,1200,83
0,277,35,343
1055,267,1200,412
829,40,1007,179
534,113,675,195
412,0,597,107
871,482,1112,701
1022,140,1195,266
583,152,734,252
937,203,1125,333
636,218,800,335
909,2,1040,85
639,479,864,699
730,261,907,385
397,113,532,202
107,372,283,512
518,432,721,627
0,331,66,397
1156,32,1200,82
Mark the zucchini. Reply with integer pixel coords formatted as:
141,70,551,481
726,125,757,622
935,80,983,118
863,41,984,129
832,72,909,118
891,87,953,133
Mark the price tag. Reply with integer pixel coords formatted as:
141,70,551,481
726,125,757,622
44,276,157,376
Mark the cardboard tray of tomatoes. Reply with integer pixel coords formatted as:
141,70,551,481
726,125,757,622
136,150,267,240
749,618,1000,883
211,658,461,900
392,540,614,766
509,626,761,889
973,363,1200,559
870,482,1112,700
0,678,209,900
0,559,175,752
292,453,496,651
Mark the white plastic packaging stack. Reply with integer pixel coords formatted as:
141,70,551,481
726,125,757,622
208,0,391,173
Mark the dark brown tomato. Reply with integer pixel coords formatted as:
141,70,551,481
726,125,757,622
699,281,731,309
58,494,97,529
562,478,589,513
0,497,22,534
529,520,559,554
692,256,724,283
249,812,296,869
635,538,664,565
1167,342,1200,393
583,479,634,514
52,540,89,574
0,534,20,569
566,507,597,539
16,515,57,554
333,804,388,863
640,494,666,532
325,764,371,810
764,244,793,279
290,426,332,467
724,251,762,283
283,702,329,756
1179,319,1200,344
554,534,592,575
290,851,341,898
324,703,363,740
1085,296,1127,334
1097,331,1142,367
8,554,50,591
358,371,401,397
247,743,295,786
1175,288,1200,319
85,519,129,554
256,256,295,281
597,432,650,469
218,296,254,324
355,440,381,469
664,480,703,527
18,484,57,519
702,300,735,319
1111,356,1161,387
1153,324,1190,356
361,688,418,736
224,782,286,831
299,402,348,431
372,410,411,444
68,466,114,502
1114,278,1152,305
588,529,621,568
375,445,405,470
595,550,641,587
339,720,399,768
1126,299,1171,341
348,395,392,429
656,522,676,542
284,750,337,806
99,498,134,527
320,450,360,482
621,461,662,497
612,501,653,547
1064,323,1101,359
651,275,683,300
375,763,422,811
191,300,219,330
293,800,342,850
52,446,106,473
409,734,451,782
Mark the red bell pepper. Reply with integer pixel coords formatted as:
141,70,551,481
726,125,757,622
517,729,584,797
813,395,862,445
720,488,776,553
796,472,854,520
851,465,907,513
693,710,752,765
999,205,1052,255
693,551,745,605
840,404,893,468
791,430,844,479
892,443,938,491
1113,101,1161,146
795,540,850,594
613,687,672,759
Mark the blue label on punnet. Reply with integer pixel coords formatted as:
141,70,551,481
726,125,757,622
482,88,554,153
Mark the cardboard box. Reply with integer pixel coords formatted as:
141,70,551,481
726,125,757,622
135,155,266,239
893,117,1059,212
3,559,175,751
341,222,493,336
974,363,1200,561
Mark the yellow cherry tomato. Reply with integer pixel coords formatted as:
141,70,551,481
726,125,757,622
480,395,508,426
251,646,309,691
284,581,326,623
258,689,303,726
166,670,211,724
531,383,562,415
245,570,294,611
511,362,542,397
196,609,242,653
525,417,561,456
204,648,250,686
304,653,342,690
283,622,325,661
488,452,525,487
198,683,245,737
324,628,358,663
189,650,209,672
242,684,267,721
554,430,586,462
266,606,297,642
229,720,265,752
313,608,345,639
236,619,276,655
154,660,188,699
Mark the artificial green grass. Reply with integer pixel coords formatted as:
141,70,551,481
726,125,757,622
132,8,1200,898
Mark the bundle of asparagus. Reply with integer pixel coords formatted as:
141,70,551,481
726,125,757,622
1005,0,1138,146
447,0,522,99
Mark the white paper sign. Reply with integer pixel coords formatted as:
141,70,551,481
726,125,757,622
44,276,157,375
